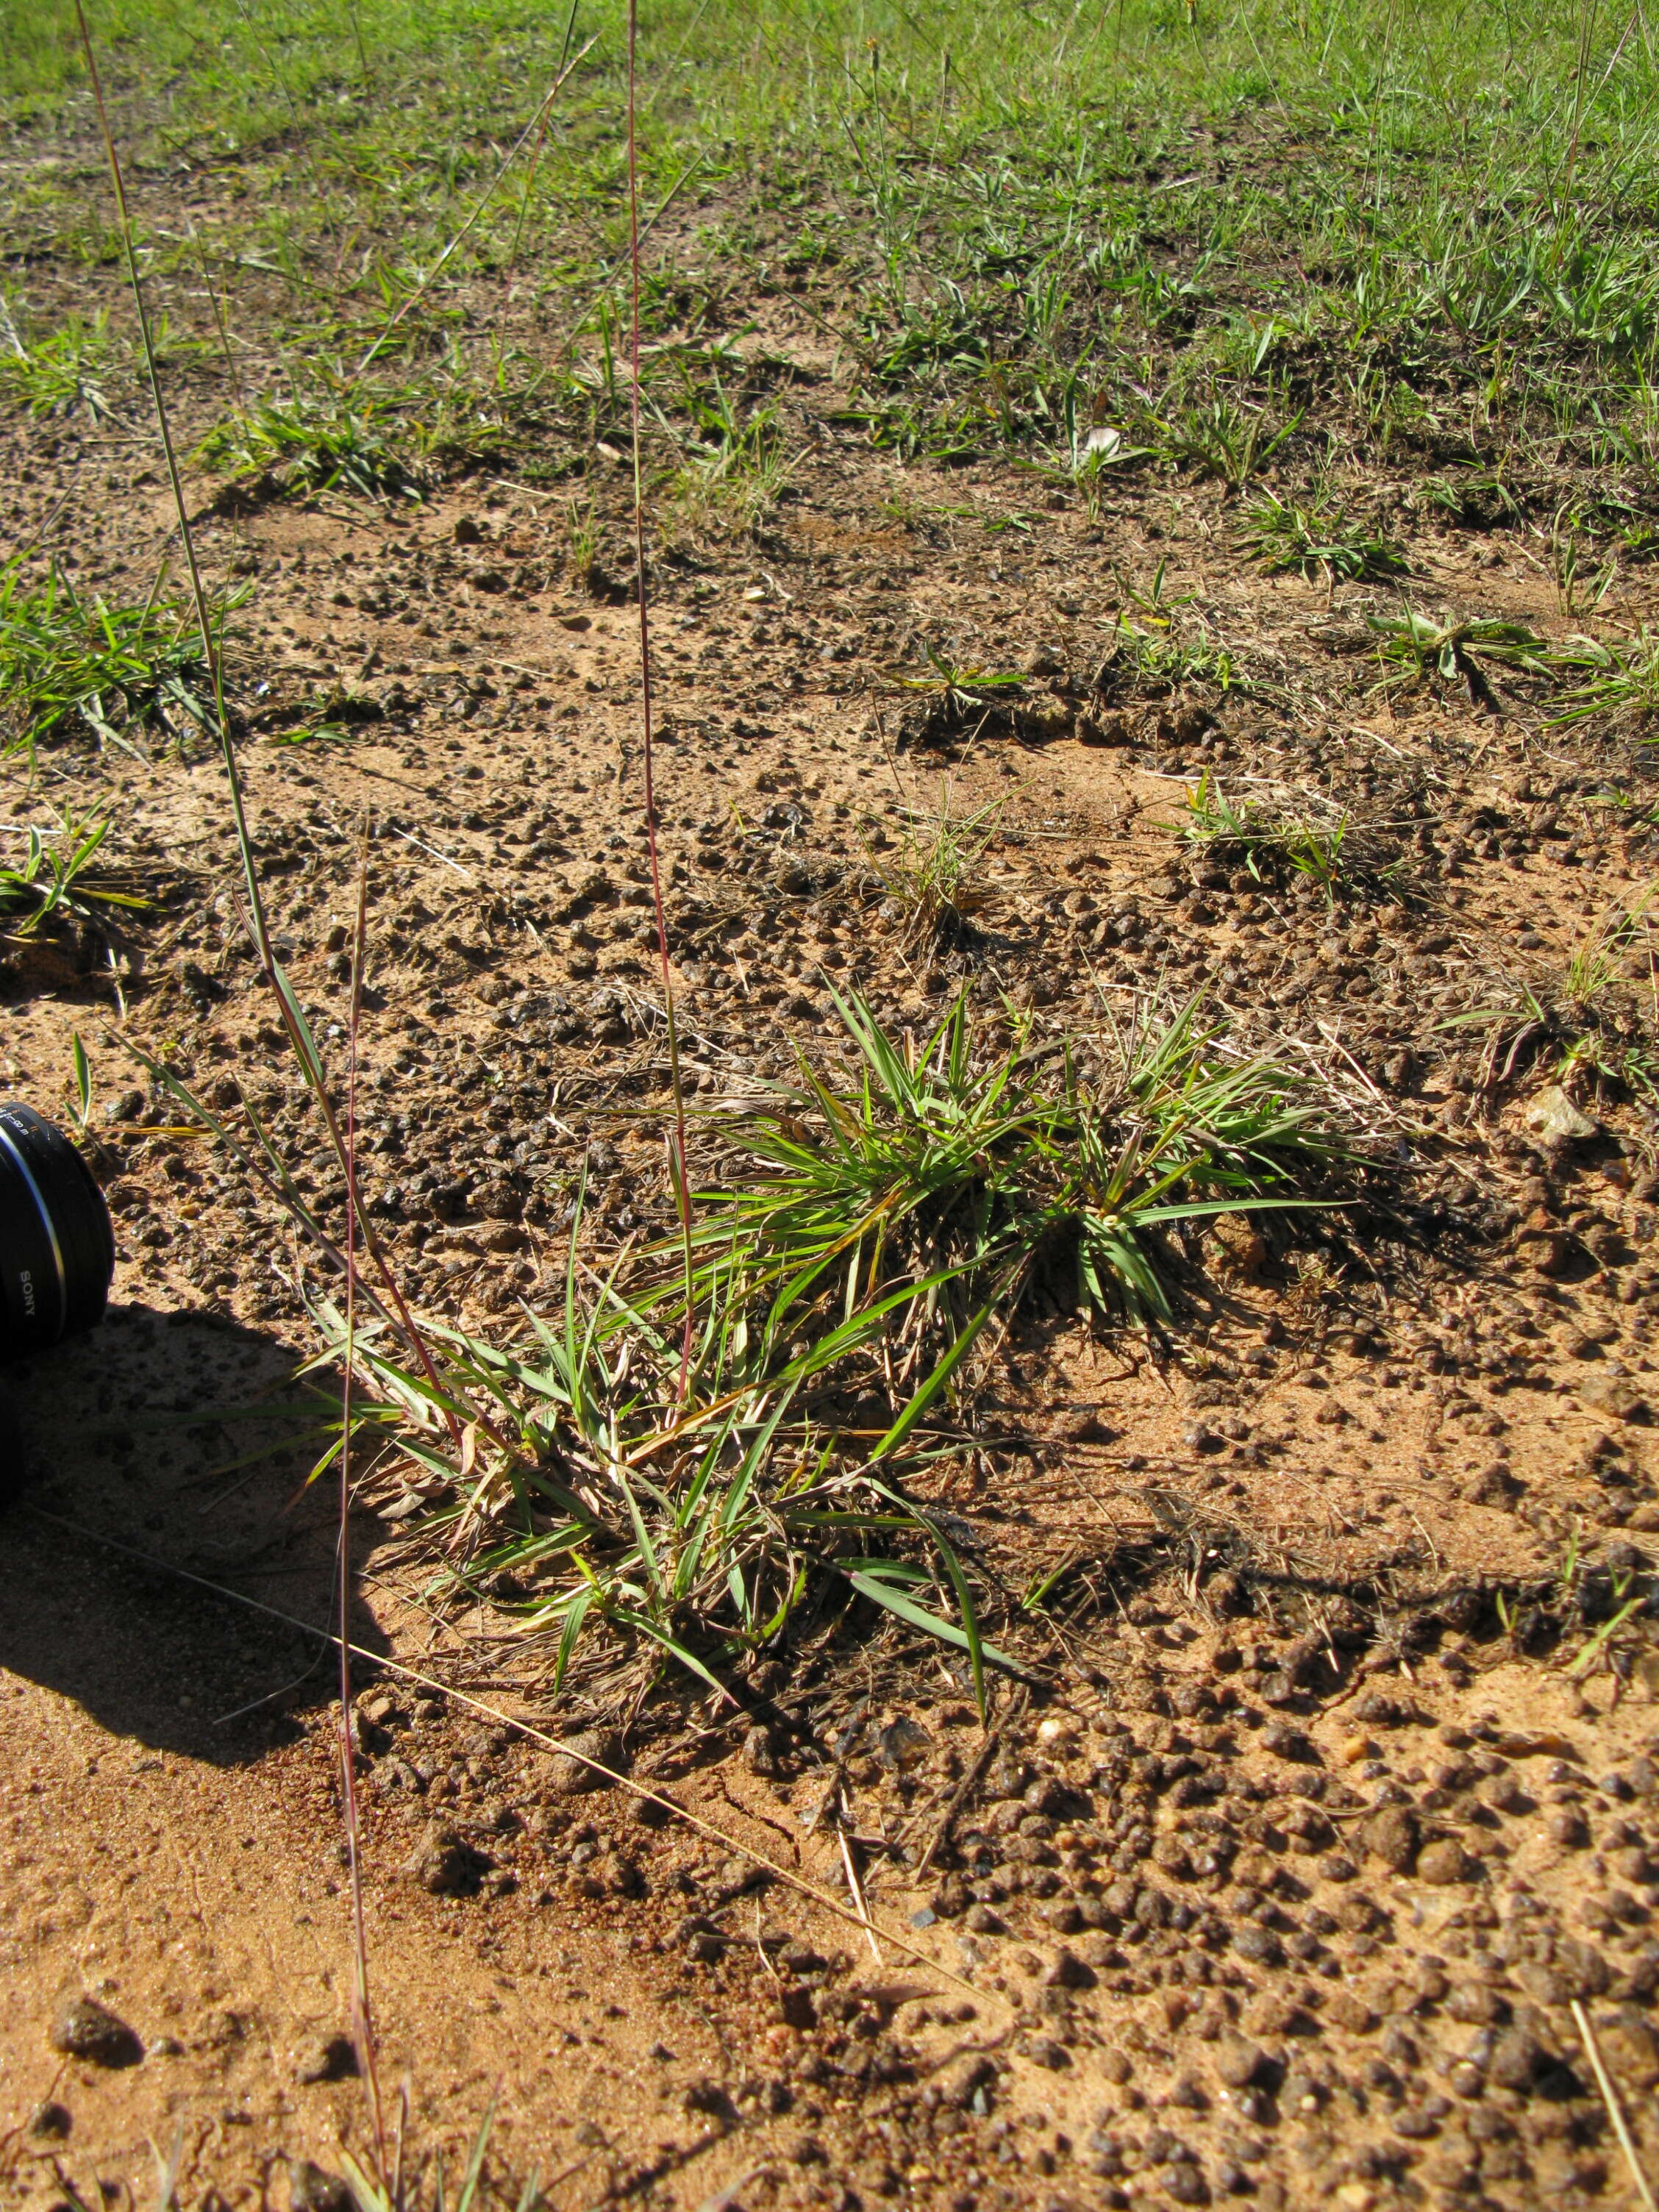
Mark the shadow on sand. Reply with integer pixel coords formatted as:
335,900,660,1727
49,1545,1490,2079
0,1301,386,1763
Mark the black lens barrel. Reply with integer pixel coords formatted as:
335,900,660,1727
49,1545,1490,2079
0,1102,115,1357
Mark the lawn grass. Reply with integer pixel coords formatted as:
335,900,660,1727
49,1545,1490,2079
4,0,1656,552
0,557,239,759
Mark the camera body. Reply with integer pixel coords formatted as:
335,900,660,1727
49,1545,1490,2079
0,1102,115,1358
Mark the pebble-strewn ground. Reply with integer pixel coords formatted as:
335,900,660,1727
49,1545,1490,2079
4,61,1659,2212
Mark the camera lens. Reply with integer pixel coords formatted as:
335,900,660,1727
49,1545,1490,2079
0,1102,115,1358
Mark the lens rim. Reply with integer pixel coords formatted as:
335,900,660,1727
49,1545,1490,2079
0,1102,115,1355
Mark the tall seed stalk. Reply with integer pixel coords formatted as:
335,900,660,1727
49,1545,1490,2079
334,828,385,2172
69,0,474,1454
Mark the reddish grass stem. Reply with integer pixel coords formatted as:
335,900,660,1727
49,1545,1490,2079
627,0,697,1392
335,827,388,2177
71,13,393,2177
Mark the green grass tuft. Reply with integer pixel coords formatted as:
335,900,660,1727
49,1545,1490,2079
1549,627,1659,729
1366,610,1552,707
197,393,427,502
285,989,1357,1710
1444,900,1658,1100
1160,771,1362,893
863,787,1003,946
0,807,149,937
0,559,240,758
666,985,1352,1371
0,306,118,420
1241,493,1409,584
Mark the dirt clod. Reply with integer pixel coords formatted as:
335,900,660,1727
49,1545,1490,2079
288,2158,354,2212
934,2050,996,2108
399,1822,481,1895
543,1727,626,1793
1486,2028,1546,2091
49,1994,143,2068
1413,1838,1474,1885
1360,1805,1419,1873
291,2030,359,2083
742,1723,782,1776
1214,2035,1268,2088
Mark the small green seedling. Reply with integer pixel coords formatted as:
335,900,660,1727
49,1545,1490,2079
1241,492,1409,583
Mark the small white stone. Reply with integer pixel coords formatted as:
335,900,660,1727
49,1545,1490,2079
1524,1085,1597,1143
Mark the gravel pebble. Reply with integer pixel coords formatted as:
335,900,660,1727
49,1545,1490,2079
1414,1838,1472,1885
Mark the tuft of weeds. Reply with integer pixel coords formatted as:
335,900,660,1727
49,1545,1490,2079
0,302,203,421
1052,419,1152,519
886,644,1027,742
561,496,601,580
1366,609,1551,707
0,807,148,937
197,392,426,502
1147,388,1302,493
1588,782,1659,836
1446,902,1657,1100
0,559,240,758
338,2099,507,2212
1548,627,1659,729
1160,771,1359,894
1280,815,1352,893
863,787,1002,946
312,991,1358,1710
1240,492,1409,584
1420,468,1525,529
1546,507,1619,619
1490,1539,1658,1688
0,306,118,420
1162,770,1267,856
259,680,384,749
318,1219,1016,1709
1094,614,1237,701
668,985,1354,1377
1563,899,1654,1016
264,716,363,749
1566,1569,1652,1681
661,395,791,544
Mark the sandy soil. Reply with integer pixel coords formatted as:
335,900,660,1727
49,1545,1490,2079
3,154,1659,2212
